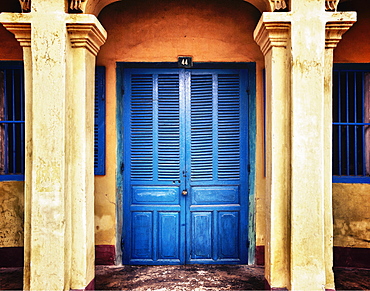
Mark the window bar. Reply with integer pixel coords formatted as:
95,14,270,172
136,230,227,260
354,72,358,176
12,69,16,174
337,72,342,176
20,69,25,174
362,72,367,176
345,72,350,176
3,69,8,174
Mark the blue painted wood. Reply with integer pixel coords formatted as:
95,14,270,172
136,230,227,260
94,66,106,175
123,67,249,265
191,212,213,259
218,212,239,259
185,69,248,264
123,69,185,265
158,212,181,260
131,212,153,259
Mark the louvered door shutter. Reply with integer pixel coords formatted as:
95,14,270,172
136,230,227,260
217,74,241,180
157,74,181,181
130,72,181,182
190,72,241,182
94,66,106,175
190,74,214,180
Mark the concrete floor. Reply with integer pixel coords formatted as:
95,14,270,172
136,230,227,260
1,265,370,290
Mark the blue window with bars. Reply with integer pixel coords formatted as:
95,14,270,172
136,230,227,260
333,64,370,183
0,62,106,181
0,62,25,180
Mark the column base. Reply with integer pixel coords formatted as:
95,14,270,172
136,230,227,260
264,279,288,291
95,245,116,265
0,247,24,267
71,279,95,291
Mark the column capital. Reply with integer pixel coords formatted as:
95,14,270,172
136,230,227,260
0,13,32,47
66,15,107,56
324,12,356,49
254,13,291,56
325,22,355,49
0,13,107,54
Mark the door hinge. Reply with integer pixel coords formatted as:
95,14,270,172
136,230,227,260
247,164,251,173
121,162,124,173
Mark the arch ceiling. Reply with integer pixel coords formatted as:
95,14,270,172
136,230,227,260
83,0,272,16
0,0,353,17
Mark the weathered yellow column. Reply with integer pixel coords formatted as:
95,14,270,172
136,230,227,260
289,3,355,289
289,2,327,289
323,18,355,291
254,1,356,290
66,15,106,290
254,13,291,289
0,1,106,289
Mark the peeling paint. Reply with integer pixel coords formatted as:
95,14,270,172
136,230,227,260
0,182,24,247
333,183,370,249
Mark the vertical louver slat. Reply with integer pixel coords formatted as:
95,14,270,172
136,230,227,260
158,74,181,180
218,74,241,180
191,74,214,181
130,74,154,180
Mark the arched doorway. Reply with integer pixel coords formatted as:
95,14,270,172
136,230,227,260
95,0,264,265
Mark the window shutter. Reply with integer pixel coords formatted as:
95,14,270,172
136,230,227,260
94,66,106,175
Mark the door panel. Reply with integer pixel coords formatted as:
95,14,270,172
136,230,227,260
158,212,181,260
191,212,213,259
186,70,248,264
219,211,239,259
124,69,185,265
131,212,153,259
123,67,249,265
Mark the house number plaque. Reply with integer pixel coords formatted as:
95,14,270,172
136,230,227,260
178,56,193,68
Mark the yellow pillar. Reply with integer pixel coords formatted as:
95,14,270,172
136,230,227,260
67,16,107,289
254,2,355,290
289,2,327,289
254,13,291,289
0,4,106,290
324,20,355,291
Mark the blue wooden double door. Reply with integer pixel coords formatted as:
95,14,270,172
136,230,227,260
123,67,249,265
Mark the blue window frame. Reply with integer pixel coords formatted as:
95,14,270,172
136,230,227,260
0,63,106,181
333,64,370,183
0,62,25,181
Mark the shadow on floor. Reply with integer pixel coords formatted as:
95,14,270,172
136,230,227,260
1,265,370,290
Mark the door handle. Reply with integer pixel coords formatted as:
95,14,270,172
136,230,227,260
182,190,188,196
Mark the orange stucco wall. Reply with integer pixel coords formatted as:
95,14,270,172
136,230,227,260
334,0,370,63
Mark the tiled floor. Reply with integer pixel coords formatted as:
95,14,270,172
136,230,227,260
1,265,370,290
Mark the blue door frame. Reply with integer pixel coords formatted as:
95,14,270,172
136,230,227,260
117,63,256,265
